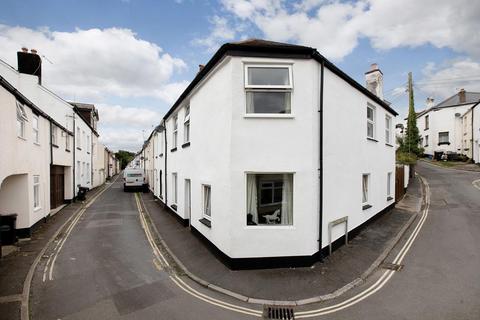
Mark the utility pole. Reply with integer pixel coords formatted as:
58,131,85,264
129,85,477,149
408,72,413,155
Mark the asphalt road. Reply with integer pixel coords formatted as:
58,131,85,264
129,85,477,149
29,162,480,319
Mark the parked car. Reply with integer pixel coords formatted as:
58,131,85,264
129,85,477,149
123,168,148,192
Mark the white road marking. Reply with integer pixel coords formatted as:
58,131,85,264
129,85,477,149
135,193,263,318
295,176,431,318
46,175,119,281
472,179,480,191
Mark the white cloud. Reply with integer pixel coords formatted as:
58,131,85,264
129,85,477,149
212,0,480,61
99,127,146,152
96,104,163,127
418,58,480,99
0,25,187,103
192,16,237,52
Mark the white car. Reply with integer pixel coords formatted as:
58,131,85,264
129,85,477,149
123,168,148,192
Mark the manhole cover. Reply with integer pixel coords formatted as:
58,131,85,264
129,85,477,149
263,305,295,320
381,262,403,271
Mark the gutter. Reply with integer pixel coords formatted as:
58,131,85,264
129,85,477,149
318,59,324,261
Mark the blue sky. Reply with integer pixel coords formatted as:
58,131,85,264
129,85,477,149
1,0,479,151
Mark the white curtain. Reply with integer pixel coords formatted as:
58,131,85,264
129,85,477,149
246,175,258,224
281,174,293,225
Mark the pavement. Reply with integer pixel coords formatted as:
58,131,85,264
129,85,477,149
0,182,109,320
141,176,423,301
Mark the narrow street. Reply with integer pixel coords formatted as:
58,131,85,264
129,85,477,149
29,161,480,319
30,178,257,320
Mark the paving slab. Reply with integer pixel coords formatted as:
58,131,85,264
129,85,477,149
143,177,423,301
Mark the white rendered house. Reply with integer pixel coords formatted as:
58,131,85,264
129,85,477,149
415,90,480,159
140,40,398,268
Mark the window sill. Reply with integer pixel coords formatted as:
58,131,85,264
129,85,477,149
244,225,294,230
17,136,27,141
159,153,164,157
367,137,378,142
387,196,394,201
52,144,59,148
170,147,177,152
33,142,41,146
438,142,450,146
65,149,71,153
243,114,294,119
199,218,211,228
385,143,394,147
33,207,42,212
87,152,90,155
182,142,190,148
424,128,429,131
425,145,429,147
362,204,372,210
171,204,177,211
77,147,82,151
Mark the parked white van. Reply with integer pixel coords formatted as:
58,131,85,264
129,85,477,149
123,168,147,192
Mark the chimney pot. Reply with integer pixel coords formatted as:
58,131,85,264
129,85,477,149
365,63,384,100
30,49,38,54
199,64,205,72
21,47,28,52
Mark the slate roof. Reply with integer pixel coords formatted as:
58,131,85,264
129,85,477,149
435,92,480,108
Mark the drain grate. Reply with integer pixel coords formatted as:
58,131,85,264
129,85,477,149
263,305,295,320
381,262,403,271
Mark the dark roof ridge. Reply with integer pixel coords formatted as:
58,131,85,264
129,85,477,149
163,39,398,119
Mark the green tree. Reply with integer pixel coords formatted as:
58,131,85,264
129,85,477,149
115,150,135,170
400,72,422,156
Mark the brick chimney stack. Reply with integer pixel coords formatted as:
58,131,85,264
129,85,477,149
458,88,466,103
426,97,435,109
365,63,384,100
17,48,42,84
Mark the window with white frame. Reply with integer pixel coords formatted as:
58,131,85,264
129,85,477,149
246,173,293,225
202,184,211,219
32,115,39,144
87,135,90,153
173,116,178,148
172,173,177,205
86,163,90,184
33,175,40,209
439,132,449,144
66,133,70,150
362,174,370,204
367,104,375,139
52,125,58,146
16,101,28,138
76,127,81,148
387,172,392,198
385,115,392,144
245,65,292,114
82,130,86,149
184,105,190,143
425,115,429,130
425,135,429,147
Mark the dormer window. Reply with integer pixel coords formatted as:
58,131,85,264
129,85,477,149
244,65,292,114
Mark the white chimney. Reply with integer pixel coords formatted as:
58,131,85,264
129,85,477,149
426,97,435,109
365,63,384,100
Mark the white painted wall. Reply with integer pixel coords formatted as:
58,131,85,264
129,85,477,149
156,55,397,259
0,86,50,229
322,67,396,250
92,138,106,188
417,104,472,156
474,105,480,163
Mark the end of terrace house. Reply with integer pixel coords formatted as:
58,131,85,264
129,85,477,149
138,39,399,269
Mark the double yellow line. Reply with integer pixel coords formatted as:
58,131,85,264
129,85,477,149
134,193,263,318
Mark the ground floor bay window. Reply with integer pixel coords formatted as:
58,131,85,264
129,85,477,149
246,173,293,225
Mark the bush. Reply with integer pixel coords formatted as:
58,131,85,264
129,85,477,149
397,152,417,165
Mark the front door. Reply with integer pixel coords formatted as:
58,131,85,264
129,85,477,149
185,179,191,227
50,165,65,209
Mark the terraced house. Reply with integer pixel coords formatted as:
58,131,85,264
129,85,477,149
0,48,116,238
137,39,398,269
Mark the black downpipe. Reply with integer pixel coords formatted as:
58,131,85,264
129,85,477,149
164,125,168,204
72,114,76,201
318,59,324,261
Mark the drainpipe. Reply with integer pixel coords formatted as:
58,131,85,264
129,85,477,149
47,121,53,222
72,113,76,201
164,124,168,205
318,59,325,261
